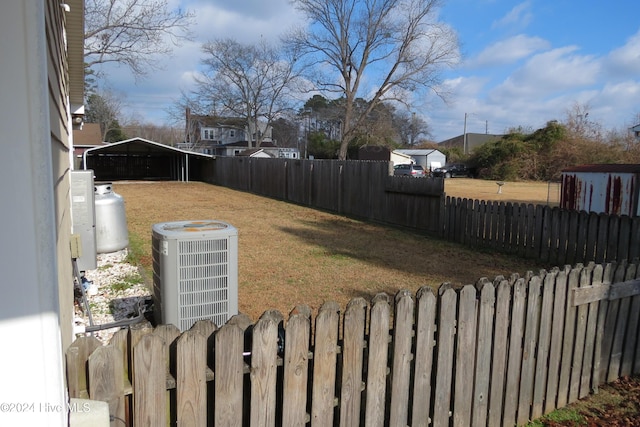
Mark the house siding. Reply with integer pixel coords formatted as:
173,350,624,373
46,0,75,351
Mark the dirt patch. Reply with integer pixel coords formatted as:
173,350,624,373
115,180,550,321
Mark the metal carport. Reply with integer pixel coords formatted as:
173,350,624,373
83,138,214,181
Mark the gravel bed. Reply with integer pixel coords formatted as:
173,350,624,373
74,249,152,344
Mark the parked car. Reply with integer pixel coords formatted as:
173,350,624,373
432,163,470,178
393,163,426,177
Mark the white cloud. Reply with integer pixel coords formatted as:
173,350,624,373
605,29,640,77
491,1,533,30
466,34,550,68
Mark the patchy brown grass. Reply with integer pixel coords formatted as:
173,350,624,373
115,179,551,321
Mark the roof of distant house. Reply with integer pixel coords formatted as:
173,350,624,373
73,123,103,146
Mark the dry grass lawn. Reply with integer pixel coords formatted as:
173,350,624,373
116,179,553,321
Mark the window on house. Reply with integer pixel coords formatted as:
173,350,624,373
204,130,209,140
230,130,235,138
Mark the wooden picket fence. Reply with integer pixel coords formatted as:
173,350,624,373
442,196,640,266
67,261,640,426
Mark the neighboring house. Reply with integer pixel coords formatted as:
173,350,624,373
394,149,447,171
72,123,105,169
439,132,503,154
631,124,640,141
1,1,84,424
184,108,274,154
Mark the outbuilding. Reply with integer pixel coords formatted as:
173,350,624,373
83,137,214,181
560,164,640,217
394,149,447,171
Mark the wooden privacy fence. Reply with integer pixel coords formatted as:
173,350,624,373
204,157,444,233
67,261,640,426
442,196,640,267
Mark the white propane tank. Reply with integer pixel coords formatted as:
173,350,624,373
94,183,129,253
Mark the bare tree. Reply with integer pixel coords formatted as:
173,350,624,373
84,0,194,77
195,38,302,147
288,0,459,159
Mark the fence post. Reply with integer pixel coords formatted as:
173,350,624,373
432,286,457,427
88,345,125,424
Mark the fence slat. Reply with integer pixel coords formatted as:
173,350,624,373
503,278,526,426
133,334,166,427
214,323,245,427
88,345,125,424
66,336,102,399
389,291,415,427
365,294,391,427
311,301,340,427
176,330,207,426
557,265,582,407
339,298,367,427
488,279,511,427
532,269,557,419
472,280,495,427
517,274,542,425
433,287,457,427
569,266,591,403
282,307,311,427
454,285,477,427
607,263,635,382
412,287,437,427
622,264,640,376
580,264,602,398
544,266,570,413
250,312,281,427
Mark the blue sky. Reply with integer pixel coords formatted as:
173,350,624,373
99,0,640,141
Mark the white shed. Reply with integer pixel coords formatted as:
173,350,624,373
394,149,447,171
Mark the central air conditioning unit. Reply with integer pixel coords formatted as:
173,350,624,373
152,220,238,332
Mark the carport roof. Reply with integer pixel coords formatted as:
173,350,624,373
83,137,214,158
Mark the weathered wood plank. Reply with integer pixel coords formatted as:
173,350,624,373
250,312,280,427
565,211,579,265
454,285,477,427
503,278,526,426
595,214,609,263
365,294,391,427
607,263,635,382
569,265,589,404
311,301,340,427
412,287,437,427
88,345,125,424
597,264,616,383
624,265,640,376
532,269,556,419
66,336,102,399
176,330,207,427
339,298,367,427
545,266,570,414
389,291,415,427
517,274,542,425
282,307,311,427
472,280,495,427
580,264,601,398
133,334,166,427
432,288,457,427
557,265,582,408
539,206,551,263
214,323,245,427
488,279,510,427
